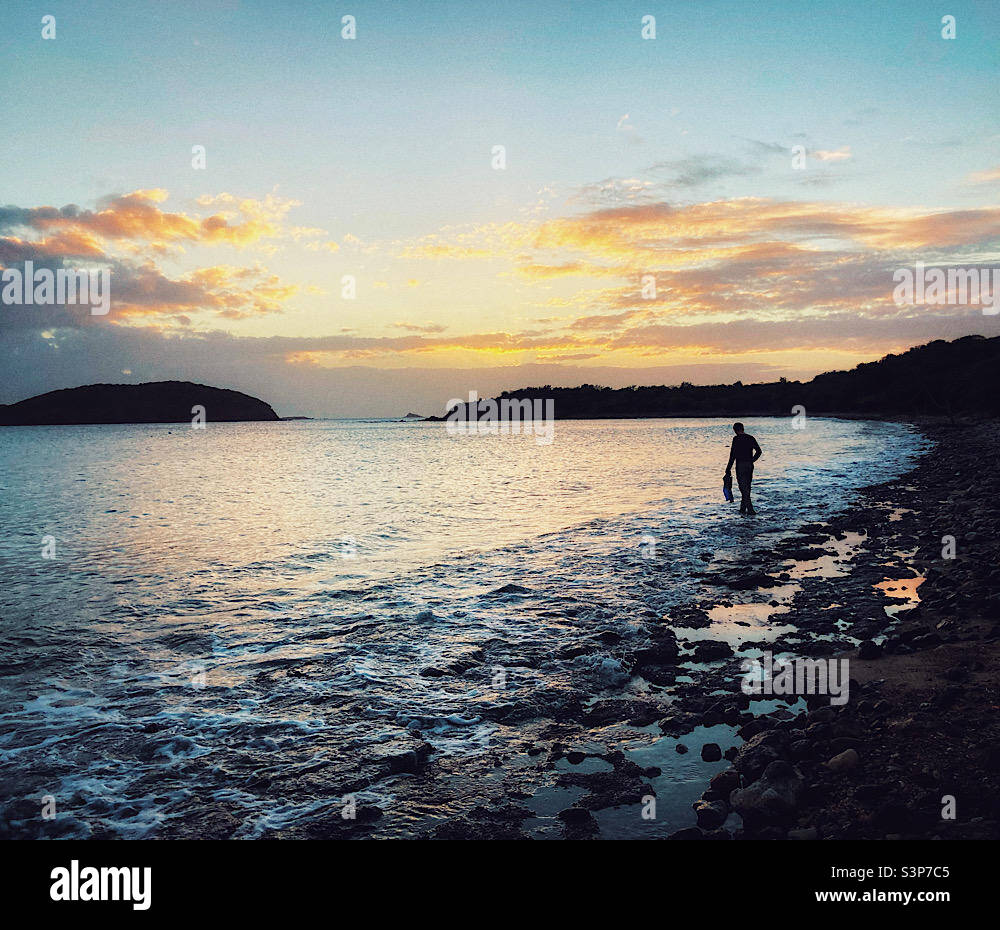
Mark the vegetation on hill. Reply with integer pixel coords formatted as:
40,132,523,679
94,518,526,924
0,381,280,425
433,336,1000,420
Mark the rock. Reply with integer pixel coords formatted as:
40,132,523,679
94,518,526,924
809,706,837,724
826,748,859,773
635,630,680,667
781,546,830,561
737,717,774,740
944,664,968,682
858,640,882,660
384,742,433,774
829,737,863,754
689,640,735,662
558,806,592,825
709,768,740,796
701,743,723,762
693,799,728,829
787,826,818,840
587,700,637,726
730,760,804,827
675,743,688,754
734,729,788,782
558,806,599,839
706,698,741,725
717,570,782,590
657,710,700,734
854,783,890,801
790,739,812,758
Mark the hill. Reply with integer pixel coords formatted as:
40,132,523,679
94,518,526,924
432,336,1000,421
0,381,280,426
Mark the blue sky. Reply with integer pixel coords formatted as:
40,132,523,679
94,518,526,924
1,0,999,414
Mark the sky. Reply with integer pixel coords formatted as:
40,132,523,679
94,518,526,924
1,0,999,416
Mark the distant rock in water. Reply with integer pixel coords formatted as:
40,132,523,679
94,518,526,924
402,412,423,419
0,381,280,426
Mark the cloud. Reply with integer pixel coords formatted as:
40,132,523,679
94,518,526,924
0,319,862,417
112,262,296,322
967,166,1000,185
5,185,999,404
616,113,643,144
380,195,1000,361
646,155,762,188
811,146,852,162
391,321,446,333
0,190,287,249
527,198,1000,259
5,313,998,416
744,139,791,156
0,190,303,325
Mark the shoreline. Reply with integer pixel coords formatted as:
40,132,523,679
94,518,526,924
4,418,991,841
265,417,995,841
669,419,1000,840
400,417,999,840
297,418,978,841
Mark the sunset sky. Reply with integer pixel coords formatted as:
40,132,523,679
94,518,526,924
2,0,999,416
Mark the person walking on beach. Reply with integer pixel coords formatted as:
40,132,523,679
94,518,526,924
725,422,762,515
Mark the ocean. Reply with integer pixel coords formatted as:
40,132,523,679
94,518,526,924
0,417,926,838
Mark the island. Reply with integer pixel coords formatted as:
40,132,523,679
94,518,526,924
428,335,1000,421
0,381,281,426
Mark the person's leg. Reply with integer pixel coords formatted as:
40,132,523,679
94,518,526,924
741,463,755,514
736,463,751,513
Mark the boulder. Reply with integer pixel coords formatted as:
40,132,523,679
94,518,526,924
710,768,741,796
734,729,788,783
826,748,859,773
693,800,728,829
688,640,734,662
701,743,723,762
730,760,804,827
858,640,882,660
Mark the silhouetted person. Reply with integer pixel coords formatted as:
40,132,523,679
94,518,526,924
725,422,762,515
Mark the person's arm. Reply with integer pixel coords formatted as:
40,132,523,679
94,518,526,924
752,437,762,462
726,437,736,474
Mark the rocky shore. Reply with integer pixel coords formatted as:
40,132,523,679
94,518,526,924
670,419,1000,840
407,418,1000,841
172,418,998,842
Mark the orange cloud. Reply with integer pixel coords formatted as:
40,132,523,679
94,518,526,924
812,146,852,162
0,191,308,325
